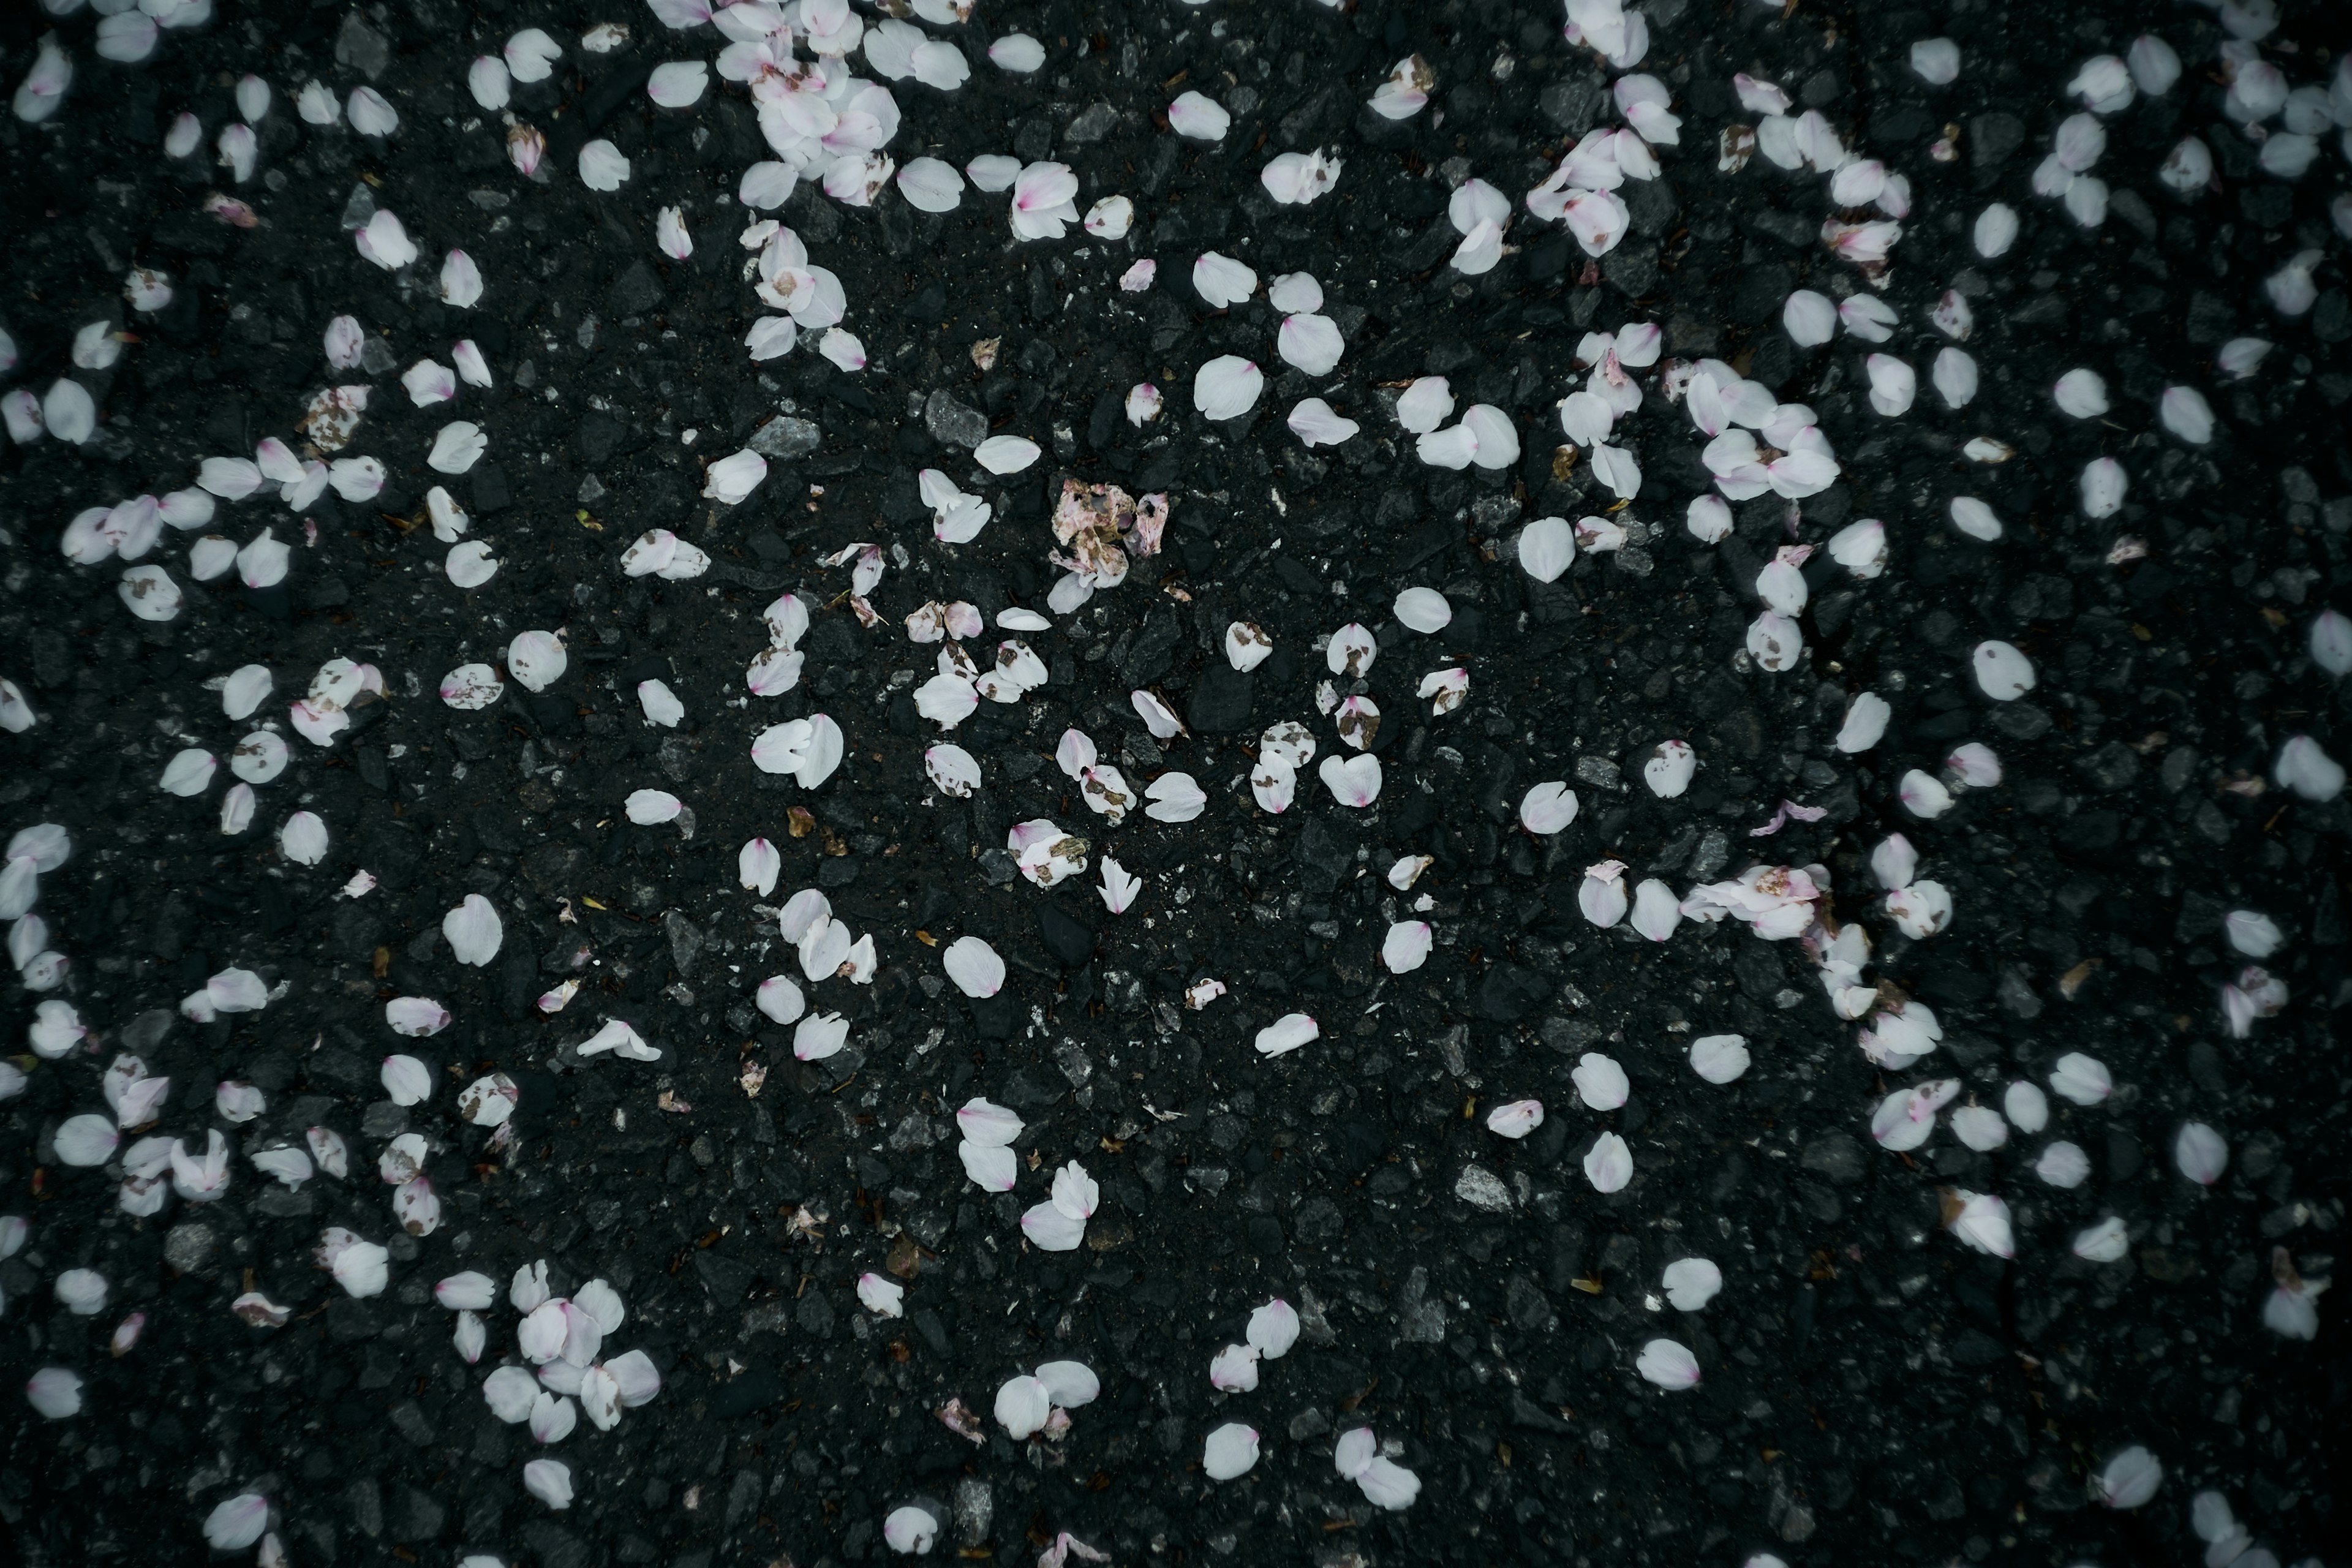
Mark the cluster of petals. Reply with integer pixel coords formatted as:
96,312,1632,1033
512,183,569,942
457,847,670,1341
1205,1298,1301,1397
1020,1160,1099,1251
472,1264,662,1442
954,1095,1023,1193
993,1359,1099,1439
1334,1427,1422,1510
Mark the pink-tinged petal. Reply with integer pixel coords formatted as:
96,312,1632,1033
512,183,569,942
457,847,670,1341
436,250,484,309
924,744,982,798
1208,1343,1259,1392
1661,1259,1722,1311
380,1054,433,1106
458,1072,518,1127
522,1457,573,1510
1193,356,1263,420
55,1268,110,1316
1629,880,1681,941
53,1113,120,1167
1144,771,1205,822
1254,1012,1318,1057
647,60,709,108
956,1097,1023,1149
2174,1122,2229,1185
118,564,183,622
1572,1054,1629,1110
605,1348,661,1407
1885,880,1953,939
1782,289,1836,347
1380,921,1433,974
1583,1131,1633,1192
1636,1338,1700,1390
1395,377,1455,433
1009,159,1078,222
484,1365,539,1422
1169,90,1230,141
159,747,217,797
385,997,451,1038
1346,1454,1426,1520
1245,1298,1300,1360
738,837,782,895
1093,855,1142,915
322,315,366,369
442,893,503,965
2275,734,2346,802
702,448,767,504
1519,781,1578,834
435,1271,498,1311
202,1494,270,1551
1334,1425,1381,1483
1021,1199,1086,1250
1485,1099,1544,1139
1642,739,1697,798
1577,861,1629,927
791,1013,848,1061
402,358,456,405
1561,189,1630,256
1971,640,2035,699
856,1272,905,1318
578,139,631,190
884,1505,941,1554
1049,1163,1099,1223
959,1140,1018,1191
1204,1422,1259,1480
1251,756,1308,818
1864,353,1915,416
330,1238,390,1298
256,435,306,479
354,209,419,271
2094,1447,2163,1510
995,1374,1052,1438
1033,1361,1098,1411
625,788,683,826
1947,742,2002,789
2158,385,2215,445
1302,752,1374,807
1261,149,1341,205
300,1127,349,1180
439,663,505,710
2033,1142,2092,1189
571,1019,658,1062
26,1366,83,1420
1370,53,1433,118
942,935,1005,998
1278,312,1345,374
750,973,804,1028
1944,1189,2014,1257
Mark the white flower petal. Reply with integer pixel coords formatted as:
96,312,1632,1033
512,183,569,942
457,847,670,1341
1192,355,1263,419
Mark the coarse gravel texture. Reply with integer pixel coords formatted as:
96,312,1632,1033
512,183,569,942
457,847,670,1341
2,1,2349,1566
